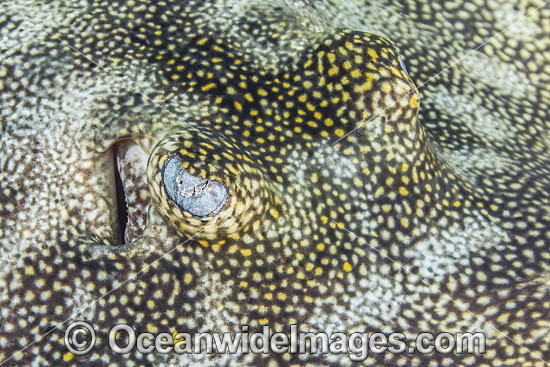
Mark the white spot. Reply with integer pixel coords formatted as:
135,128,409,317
460,52,534,98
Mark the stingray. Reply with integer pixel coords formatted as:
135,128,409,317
0,0,549,366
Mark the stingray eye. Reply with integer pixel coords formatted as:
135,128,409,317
162,154,228,219
148,129,277,239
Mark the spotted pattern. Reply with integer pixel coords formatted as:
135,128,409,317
1,0,549,366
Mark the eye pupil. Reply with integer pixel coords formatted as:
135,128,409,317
163,155,229,218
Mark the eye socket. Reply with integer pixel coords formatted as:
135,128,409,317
162,154,228,219
147,129,277,239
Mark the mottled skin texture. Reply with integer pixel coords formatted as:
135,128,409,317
1,0,550,366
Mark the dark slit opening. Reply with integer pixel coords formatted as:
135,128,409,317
113,144,128,244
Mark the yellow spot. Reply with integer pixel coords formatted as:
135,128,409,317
240,281,248,287
277,292,287,301
410,95,419,108
364,73,374,88
307,121,318,128
184,274,193,284
328,65,339,76
258,88,268,96
199,240,209,247
234,101,243,112
380,81,391,94
320,216,328,224
343,262,352,272
173,330,184,343
271,209,279,219
25,267,35,275
342,91,351,102
453,201,461,208
240,249,252,257
259,318,269,325
201,83,216,92
63,352,73,362
399,187,409,196
197,37,208,46
367,48,378,61
363,168,370,175
244,93,253,102
304,296,313,303
335,129,345,137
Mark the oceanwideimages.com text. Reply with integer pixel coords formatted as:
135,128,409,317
65,322,486,360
